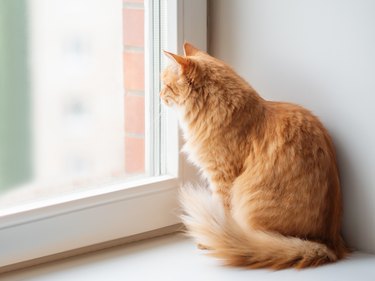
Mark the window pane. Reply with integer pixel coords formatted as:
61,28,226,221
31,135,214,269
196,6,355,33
123,0,146,175
0,0,165,212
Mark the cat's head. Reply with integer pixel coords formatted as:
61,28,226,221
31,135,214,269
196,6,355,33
160,42,207,107
160,42,255,115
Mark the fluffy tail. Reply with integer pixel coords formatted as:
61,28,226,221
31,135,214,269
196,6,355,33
180,185,338,269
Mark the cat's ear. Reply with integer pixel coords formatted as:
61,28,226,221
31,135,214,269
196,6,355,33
183,42,200,56
163,50,189,68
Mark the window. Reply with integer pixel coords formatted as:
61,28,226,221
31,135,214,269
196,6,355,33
0,0,161,210
0,0,207,269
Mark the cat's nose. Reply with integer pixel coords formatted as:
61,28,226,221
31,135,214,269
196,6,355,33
159,87,169,105
159,87,166,98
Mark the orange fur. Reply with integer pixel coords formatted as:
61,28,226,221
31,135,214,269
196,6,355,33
161,42,348,269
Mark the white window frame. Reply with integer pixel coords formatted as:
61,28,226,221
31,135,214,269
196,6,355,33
0,0,207,269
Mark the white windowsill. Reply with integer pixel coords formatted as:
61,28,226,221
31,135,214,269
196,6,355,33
2,233,375,281
0,175,178,227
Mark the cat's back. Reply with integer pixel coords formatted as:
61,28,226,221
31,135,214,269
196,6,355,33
264,100,331,146
249,99,338,171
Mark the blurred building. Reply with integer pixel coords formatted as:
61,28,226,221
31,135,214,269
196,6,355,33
29,0,125,186
0,0,148,209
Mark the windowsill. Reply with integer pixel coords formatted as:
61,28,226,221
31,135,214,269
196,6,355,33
2,233,375,281
0,175,177,226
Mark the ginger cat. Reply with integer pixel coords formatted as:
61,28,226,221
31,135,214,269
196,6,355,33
160,42,348,269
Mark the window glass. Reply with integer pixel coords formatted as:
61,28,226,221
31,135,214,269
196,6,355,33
0,0,166,212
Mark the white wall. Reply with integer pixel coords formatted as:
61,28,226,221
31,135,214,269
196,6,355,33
209,0,375,254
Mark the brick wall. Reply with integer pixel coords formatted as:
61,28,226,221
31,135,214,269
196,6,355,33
123,0,145,175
